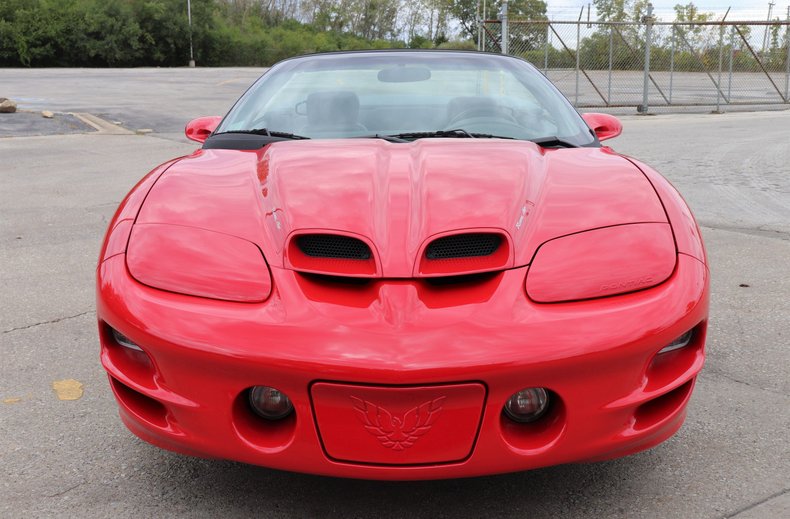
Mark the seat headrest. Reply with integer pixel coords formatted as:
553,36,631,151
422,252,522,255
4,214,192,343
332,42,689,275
307,91,361,127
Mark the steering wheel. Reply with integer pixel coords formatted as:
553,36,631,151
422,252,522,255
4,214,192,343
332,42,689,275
446,106,519,128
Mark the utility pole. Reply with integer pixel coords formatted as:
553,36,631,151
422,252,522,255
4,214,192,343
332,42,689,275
762,2,775,54
187,0,195,67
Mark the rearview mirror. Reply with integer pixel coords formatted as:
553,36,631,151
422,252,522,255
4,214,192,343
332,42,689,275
581,113,622,142
377,66,431,83
185,116,222,143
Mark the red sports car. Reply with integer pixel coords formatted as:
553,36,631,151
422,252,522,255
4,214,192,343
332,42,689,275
97,50,709,480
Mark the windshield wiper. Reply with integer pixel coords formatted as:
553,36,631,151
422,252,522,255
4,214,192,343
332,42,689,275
214,129,310,140
356,133,410,143
530,136,579,148
362,129,515,141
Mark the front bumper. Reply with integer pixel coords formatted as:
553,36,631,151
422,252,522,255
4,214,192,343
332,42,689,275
97,253,708,480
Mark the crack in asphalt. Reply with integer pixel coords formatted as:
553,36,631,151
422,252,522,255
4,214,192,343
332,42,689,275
723,487,790,518
699,369,789,398
700,224,790,241
2,310,93,334
84,201,120,209
45,481,85,499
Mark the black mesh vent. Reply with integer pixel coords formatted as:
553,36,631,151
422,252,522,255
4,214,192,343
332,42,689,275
425,233,502,259
296,234,371,260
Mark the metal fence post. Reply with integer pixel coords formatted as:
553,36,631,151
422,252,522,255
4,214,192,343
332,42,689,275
608,25,613,105
716,25,724,112
500,1,509,55
575,21,581,106
669,24,675,104
641,4,654,113
544,23,550,74
785,17,790,102
728,26,734,102
477,12,482,51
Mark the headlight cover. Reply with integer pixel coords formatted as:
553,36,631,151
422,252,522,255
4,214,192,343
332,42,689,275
526,223,676,303
126,223,272,302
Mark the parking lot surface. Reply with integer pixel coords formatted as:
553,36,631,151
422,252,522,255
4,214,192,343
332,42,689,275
0,68,788,518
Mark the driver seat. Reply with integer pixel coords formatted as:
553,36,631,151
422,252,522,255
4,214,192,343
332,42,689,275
305,91,367,134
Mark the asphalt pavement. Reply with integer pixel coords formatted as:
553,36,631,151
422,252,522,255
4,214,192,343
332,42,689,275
0,68,788,519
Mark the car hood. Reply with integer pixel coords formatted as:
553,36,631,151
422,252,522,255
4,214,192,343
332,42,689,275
136,139,668,277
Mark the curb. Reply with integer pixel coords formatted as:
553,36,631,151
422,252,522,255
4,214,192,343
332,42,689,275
70,112,134,135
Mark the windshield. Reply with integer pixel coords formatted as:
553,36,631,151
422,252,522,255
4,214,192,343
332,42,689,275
216,51,595,146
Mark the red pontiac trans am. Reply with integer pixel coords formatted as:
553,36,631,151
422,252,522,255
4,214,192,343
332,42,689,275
97,50,709,480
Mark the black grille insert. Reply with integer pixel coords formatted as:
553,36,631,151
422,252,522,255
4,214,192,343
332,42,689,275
296,234,371,260
425,233,502,259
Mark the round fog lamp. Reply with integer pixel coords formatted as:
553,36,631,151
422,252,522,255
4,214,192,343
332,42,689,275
504,387,550,423
248,386,293,420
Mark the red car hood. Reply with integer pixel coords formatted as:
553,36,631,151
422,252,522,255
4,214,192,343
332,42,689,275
136,139,667,276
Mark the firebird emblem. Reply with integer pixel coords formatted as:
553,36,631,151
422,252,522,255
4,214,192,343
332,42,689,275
350,396,446,451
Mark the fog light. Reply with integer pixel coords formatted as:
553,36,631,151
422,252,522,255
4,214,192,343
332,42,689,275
111,327,144,352
504,387,550,423
248,386,293,420
658,330,693,354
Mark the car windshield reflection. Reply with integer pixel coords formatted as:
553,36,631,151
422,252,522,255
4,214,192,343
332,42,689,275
216,51,595,146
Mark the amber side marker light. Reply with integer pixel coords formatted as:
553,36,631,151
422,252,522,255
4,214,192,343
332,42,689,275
111,328,144,352
248,386,294,420
658,330,694,354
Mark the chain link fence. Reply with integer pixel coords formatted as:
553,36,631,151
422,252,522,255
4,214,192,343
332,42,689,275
481,19,790,112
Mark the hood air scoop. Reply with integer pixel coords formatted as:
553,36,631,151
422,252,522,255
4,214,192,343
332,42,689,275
425,233,502,259
296,234,371,260
286,232,379,277
417,231,512,277
285,231,512,279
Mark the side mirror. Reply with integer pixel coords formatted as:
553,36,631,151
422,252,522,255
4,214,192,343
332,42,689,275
581,113,622,142
185,116,222,143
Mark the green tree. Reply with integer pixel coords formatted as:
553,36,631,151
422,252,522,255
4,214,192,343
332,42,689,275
673,2,710,23
0,0,416,67
447,0,546,43
593,0,632,22
593,0,651,22
79,1,144,66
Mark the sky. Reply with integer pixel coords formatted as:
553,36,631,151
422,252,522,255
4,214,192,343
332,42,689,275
545,1,790,21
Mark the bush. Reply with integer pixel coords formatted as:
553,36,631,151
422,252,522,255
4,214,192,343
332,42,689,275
0,0,412,67
437,40,477,50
